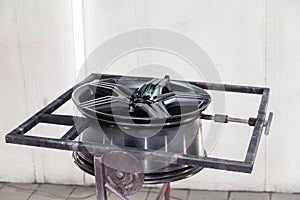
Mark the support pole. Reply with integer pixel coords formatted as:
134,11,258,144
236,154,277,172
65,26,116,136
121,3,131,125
94,155,107,200
156,183,171,200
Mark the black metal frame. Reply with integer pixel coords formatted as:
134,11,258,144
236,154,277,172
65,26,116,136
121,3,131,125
5,73,272,174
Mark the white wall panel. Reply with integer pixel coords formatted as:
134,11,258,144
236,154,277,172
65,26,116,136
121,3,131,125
0,0,82,184
0,0,35,182
83,0,137,57
266,0,300,193
14,0,81,184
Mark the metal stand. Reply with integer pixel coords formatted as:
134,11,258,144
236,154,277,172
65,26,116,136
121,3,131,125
5,73,273,200
6,73,273,175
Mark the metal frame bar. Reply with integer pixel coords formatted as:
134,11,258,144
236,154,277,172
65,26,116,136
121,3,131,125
156,183,171,200
94,155,108,200
5,73,271,174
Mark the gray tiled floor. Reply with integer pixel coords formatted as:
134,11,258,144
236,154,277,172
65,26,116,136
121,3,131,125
0,183,38,200
68,186,96,200
29,184,74,200
189,190,228,200
229,192,270,200
0,182,300,200
272,193,300,200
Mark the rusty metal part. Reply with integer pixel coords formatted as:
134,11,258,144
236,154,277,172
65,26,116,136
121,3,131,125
102,151,144,196
105,183,129,200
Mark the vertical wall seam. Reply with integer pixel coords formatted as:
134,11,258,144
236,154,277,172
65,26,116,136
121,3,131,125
13,1,29,123
13,0,38,184
70,0,77,83
71,0,86,184
82,0,87,77
264,0,269,192
265,0,268,86
72,0,86,80
134,0,140,68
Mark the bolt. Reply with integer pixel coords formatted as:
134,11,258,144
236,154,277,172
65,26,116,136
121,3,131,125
116,171,124,179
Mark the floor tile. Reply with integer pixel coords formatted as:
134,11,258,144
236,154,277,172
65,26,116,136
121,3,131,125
107,187,149,200
2,183,300,200
29,184,74,200
129,190,149,200
68,186,96,200
130,187,150,200
272,193,300,200
171,189,188,200
146,188,161,200
0,183,38,200
230,192,270,200
189,190,228,200
139,187,151,193
146,188,188,200
109,191,148,200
